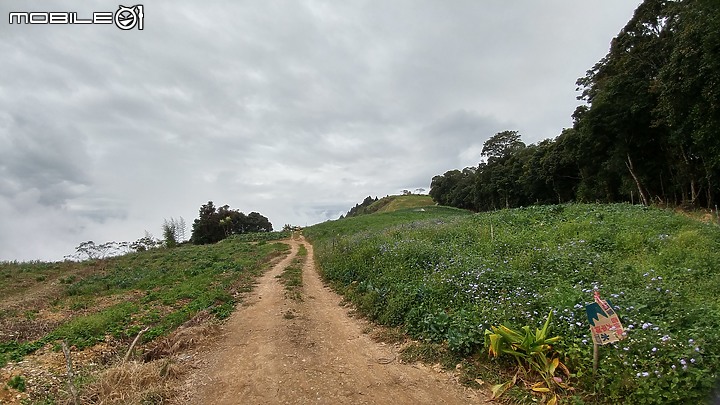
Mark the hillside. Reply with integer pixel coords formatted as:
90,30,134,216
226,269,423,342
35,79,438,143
343,194,437,218
305,203,720,404
367,194,435,214
0,233,289,403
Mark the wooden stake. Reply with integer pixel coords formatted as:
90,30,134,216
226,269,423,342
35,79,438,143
593,341,599,375
490,223,494,242
61,341,79,405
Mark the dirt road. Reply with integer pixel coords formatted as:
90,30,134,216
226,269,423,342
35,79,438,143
177,236,486,404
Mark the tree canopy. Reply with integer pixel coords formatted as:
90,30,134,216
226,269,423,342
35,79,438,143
190,201,273,245
430,0,720,211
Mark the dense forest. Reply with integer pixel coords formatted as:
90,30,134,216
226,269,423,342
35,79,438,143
430,0,720,211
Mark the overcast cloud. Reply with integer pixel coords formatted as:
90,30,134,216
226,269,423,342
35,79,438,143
0,1,641,261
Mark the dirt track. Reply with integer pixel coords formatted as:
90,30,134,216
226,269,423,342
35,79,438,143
176,236,486,404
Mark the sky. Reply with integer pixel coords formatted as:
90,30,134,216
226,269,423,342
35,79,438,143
0,1,642,262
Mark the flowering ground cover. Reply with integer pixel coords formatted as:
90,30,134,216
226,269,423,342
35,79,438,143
305,203,720,404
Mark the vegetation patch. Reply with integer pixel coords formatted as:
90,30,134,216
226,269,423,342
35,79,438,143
277,244,307,301
306,203,720,404
342,194,435,218
0,238,288,403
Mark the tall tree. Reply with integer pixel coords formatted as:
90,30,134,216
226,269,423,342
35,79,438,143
481,130,526,164
656,0,720,206
575,0,677,205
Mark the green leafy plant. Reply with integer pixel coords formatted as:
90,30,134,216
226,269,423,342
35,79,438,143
484,311,569,402
7,374,26,392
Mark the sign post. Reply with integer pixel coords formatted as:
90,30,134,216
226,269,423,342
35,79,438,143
585,291,625,373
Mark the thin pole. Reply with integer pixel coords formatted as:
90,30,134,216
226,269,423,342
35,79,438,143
593,342,599,375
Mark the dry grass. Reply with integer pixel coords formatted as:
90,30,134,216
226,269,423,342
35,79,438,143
142,311,219,362
80,359,187,404
81,316,220,404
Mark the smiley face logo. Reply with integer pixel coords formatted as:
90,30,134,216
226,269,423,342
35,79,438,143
114,5,144,30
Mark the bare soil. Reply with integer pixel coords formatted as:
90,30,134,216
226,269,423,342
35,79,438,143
175,236,487,404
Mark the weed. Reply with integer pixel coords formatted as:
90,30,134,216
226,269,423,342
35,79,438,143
278,253,305,301
7,375,26,391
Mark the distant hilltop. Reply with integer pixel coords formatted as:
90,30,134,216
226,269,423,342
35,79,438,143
340,194,435,219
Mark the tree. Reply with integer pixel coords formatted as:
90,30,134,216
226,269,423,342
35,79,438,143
481,131,525,164
429,0,719,211
655,0,720,206
190,201,273,245
69,241,126,261
162,217,186,248
430,168,476,210
131,232,160,252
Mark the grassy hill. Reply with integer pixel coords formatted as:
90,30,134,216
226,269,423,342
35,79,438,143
366,194,435,214
0,232,289,403
305,203,720,404
344,194,437,218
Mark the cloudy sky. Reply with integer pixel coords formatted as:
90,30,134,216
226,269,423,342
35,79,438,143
0,1,641,261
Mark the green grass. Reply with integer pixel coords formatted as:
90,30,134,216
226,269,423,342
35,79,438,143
366,194,436,214
306,203,720,404
277,244,307,301
225,230,291,242
307,205,470,241
0,238,289,366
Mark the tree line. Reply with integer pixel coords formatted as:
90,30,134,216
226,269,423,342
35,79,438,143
430,0,720,211
341,196,379,219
